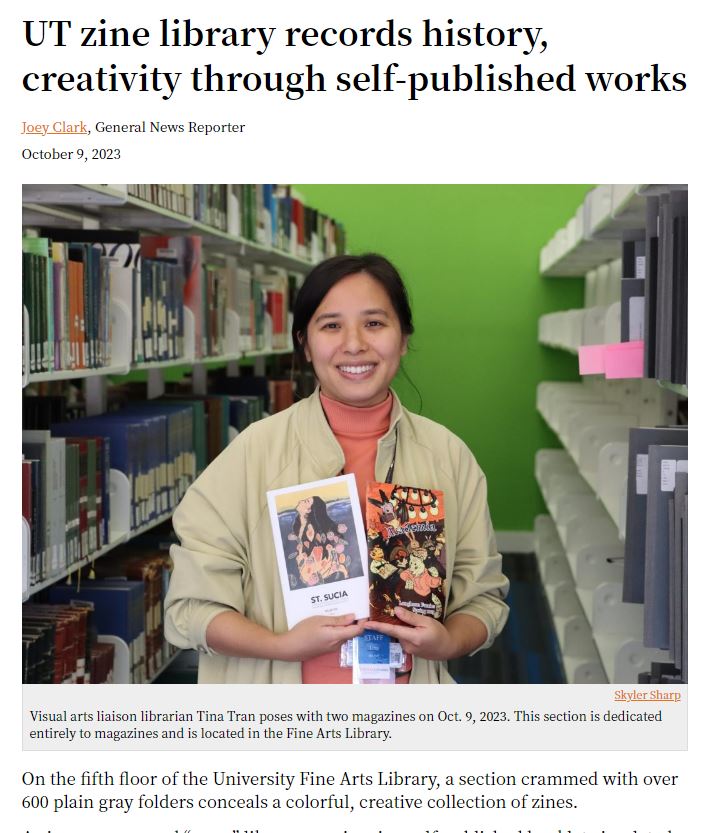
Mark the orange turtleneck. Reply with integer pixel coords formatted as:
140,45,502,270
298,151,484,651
319,390,393,514
302,390,409,684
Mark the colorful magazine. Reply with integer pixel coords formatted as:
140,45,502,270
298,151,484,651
366,482,447,624
267,474,368,628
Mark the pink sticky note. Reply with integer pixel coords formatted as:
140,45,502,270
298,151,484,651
578,344,605,375
604,341,644,379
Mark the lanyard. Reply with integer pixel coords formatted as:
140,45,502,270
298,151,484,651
383,425,399,483
336,424,399,483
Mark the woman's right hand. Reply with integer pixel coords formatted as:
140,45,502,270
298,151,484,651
275,614,366,661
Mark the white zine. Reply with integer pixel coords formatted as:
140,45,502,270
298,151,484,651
266,474,369,628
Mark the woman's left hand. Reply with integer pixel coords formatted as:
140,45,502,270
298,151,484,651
366,606,456,660
366,607,489,660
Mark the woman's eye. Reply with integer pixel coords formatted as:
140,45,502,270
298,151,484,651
321,322,340,330
366,320,385,328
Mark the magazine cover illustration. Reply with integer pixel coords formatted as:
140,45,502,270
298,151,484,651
366,482,447,624
267,474,368,627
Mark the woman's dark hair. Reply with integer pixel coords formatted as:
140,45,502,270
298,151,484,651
291,253,414,362
292,496,340,539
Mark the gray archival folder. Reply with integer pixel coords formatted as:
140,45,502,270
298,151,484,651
643,443,688,650
623,426,687,603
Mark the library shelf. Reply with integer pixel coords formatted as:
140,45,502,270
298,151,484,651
27,364,132,386
23,504,175,602
538,302,620,357
658,380,688,398
22,184,318,273
534,506,669,683
539,184,687,278
147,648,183,684
95,637,182,684
22,182,346,682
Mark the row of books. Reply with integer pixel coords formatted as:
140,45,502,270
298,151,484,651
23,602,114,684
23,230,299,374
623,426,687,682
138,237,297,360
23,236,113,374
23,429,111,586
126,184,347,263
237,185,348,263
620,190,688,385
24,546,177,684
22,382,283,589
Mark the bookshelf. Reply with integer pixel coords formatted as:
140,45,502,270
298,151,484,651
539,184,687,278
535,184,688,684
22,183,345,684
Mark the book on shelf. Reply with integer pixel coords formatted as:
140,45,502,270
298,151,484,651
141,234,202,360
22,619,56,684
193,184,229,232
22,458,41,585
204,261,228,357
22,236,53,373
47,580,146,683
22,603,93,683
22,430,67,582
23,235,117,374
22,430,107,583
92,546,176,679
211,373,271,413
31,229,147,374
51,413,146,533
23,394,68,429
366,483,447,624
23,384,280,588
224,263,254,350
267,474,369,628
23,526,179,683
123,400,197,505
128,184,193,218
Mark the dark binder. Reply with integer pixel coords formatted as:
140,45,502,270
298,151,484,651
643,444,688,650
672,471,688,676
623,426,687,603
643,196,660,377
671,208,688,385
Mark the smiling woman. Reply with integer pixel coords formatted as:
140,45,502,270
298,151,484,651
296,265,409,407
164,253,509,683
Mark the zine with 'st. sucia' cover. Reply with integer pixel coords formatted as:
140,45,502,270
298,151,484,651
267,474,368,628
366,482,447,624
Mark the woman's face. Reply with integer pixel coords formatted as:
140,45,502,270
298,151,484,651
304,272,408,408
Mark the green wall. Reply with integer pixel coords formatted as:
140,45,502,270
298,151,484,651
297,185,592,532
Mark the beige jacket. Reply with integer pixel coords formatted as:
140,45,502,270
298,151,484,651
164,388,509,683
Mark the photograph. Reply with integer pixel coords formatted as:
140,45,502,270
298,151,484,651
21,183,687,688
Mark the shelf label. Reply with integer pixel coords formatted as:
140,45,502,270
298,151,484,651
661,459,688,492
628,297,645,341
635,255,646,280
660,459,677,492
636,453,649,495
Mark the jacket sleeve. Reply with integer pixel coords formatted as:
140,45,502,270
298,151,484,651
445,440,510,652
164,440,250,654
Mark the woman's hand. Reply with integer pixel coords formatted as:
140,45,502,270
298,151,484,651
275,614,366,661
366,607,488,660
